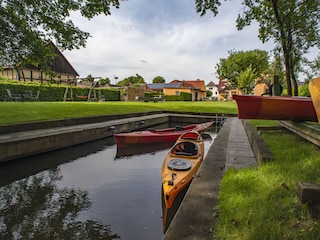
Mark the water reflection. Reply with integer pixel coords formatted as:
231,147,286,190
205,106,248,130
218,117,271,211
115,141,175,159
0,137,115,187
0,123,218,240
0,169,120,239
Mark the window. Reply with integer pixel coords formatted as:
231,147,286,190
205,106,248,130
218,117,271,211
175,91,180,96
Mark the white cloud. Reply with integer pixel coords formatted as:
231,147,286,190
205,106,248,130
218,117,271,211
64,0,274,84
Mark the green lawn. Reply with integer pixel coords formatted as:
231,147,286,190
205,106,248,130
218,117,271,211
215,120,320,239
0,101,237,124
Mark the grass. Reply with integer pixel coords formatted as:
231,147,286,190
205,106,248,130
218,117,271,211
249,119,279,127
215,120,320,239
1,101,320,239
0,101,237,124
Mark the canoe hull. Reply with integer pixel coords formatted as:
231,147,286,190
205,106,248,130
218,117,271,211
233,94,317,122
162,131,204,209
114,121,213,147
309,77,320,124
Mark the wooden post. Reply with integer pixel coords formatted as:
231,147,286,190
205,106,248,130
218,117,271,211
272,75,282,96
63,79,74,101
297,182,320,204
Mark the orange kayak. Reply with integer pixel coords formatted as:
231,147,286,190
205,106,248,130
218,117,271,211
309,77,320,124
162,131,204,209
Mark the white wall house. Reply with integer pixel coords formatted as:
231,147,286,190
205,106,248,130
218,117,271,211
206,81,219,100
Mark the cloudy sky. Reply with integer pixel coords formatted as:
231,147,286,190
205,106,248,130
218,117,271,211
64,0,274,84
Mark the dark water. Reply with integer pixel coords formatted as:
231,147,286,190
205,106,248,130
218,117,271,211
0,126,217,240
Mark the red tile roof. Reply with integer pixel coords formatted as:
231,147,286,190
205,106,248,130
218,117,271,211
170,79,206,91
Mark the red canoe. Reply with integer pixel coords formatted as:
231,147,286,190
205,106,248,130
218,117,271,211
232,94,318,122
114,121,214,147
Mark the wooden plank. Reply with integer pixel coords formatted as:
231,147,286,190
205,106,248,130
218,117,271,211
278,121,320,147
297,182,320,204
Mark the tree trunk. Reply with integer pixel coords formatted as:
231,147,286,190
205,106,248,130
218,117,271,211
271,0,292,96
291,69,298,96
283,50,292,96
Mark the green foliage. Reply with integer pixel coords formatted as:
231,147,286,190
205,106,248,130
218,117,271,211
237,65,256,94
236,0,320,96
0,75,10,81
0,0,123,70
206,90,213,97
302,55,320,81
98,78,111,86
0,82,120,101
102,88,120,101
195,0,220,16
165,92,192,101
298,84,310,97
196,0,320,96
152,76,166,83
145,92,162,98
216,49,269,88
117,74,145,86
83,74,95,82
181,92,192,101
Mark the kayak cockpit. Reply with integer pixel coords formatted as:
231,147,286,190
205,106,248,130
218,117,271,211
170,141,199,156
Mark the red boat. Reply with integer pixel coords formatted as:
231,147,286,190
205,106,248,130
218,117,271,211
114,121,214,147
232,94,318,122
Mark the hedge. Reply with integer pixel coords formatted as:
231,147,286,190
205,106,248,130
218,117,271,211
166,92,192,101
0,81,120,101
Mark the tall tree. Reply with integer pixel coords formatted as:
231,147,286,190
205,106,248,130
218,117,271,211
216,49,269,88
117,74,145,86
152,76,166,83
196,0,320,96
0,0,123,71
237,65,256,94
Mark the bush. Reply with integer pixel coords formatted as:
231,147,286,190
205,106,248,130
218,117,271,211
0,82,120,101
145,92,162,98
165,92,192,101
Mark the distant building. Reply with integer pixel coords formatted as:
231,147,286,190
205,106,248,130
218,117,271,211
147,79,207,101
217,78,240,101
206,81,218,100
253,82,269,96
1,42,79,85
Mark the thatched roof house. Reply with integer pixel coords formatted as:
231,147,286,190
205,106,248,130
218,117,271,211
1,42,79,85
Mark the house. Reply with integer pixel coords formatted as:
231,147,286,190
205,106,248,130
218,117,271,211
1,42,79,85
253,75,286,96
147,79,206,101
121,86,146,101
253,82,269,96
217,78,240,101
206,81,219,100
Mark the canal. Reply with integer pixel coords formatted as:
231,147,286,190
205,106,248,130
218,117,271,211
0,124,218,240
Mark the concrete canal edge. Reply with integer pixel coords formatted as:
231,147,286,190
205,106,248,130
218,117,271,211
0,111,232,163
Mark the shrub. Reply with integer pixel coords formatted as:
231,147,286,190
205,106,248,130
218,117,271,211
0,82,120,101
